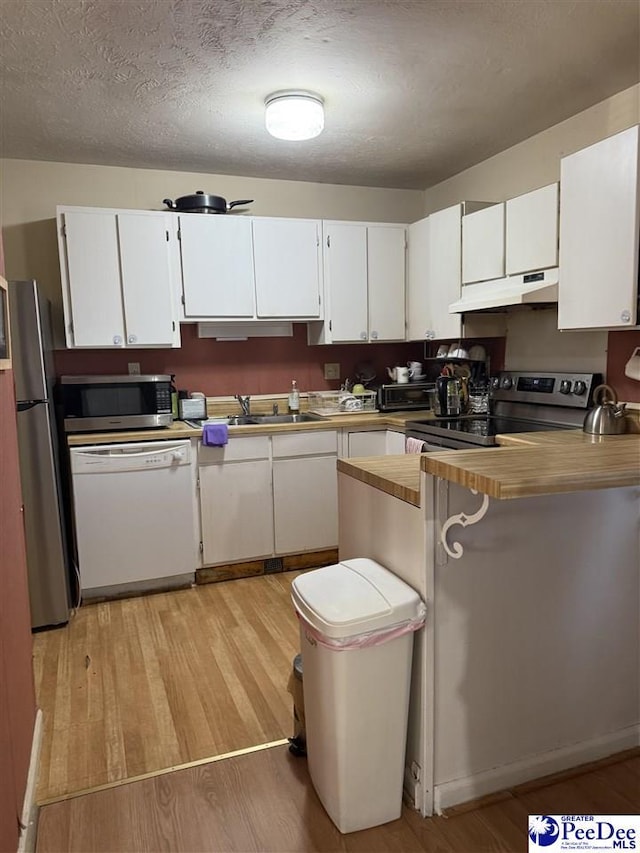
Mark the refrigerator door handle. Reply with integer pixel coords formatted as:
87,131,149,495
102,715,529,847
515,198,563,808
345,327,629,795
17,400,45,412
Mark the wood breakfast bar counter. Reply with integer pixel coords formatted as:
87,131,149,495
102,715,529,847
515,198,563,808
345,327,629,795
337,431,640,818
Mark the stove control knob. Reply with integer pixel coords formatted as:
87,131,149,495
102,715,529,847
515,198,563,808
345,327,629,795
491,377,500,390
573,380,587,395
501,376,513,390
559,380,572,394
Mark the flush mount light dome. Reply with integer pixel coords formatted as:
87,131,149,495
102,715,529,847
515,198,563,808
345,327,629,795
264,91,324,141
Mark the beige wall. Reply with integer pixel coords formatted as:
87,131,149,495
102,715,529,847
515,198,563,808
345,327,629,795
422,84,639,378
423,83,640,214
0,160,424,338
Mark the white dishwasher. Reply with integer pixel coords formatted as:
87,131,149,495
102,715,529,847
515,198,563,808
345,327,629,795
70,440,197,597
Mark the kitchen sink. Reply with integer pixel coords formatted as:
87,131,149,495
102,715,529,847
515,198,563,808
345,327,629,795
252,413,323,424
226,413,323,426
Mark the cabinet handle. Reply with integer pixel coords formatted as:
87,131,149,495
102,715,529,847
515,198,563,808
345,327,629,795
360,331,367,340
370,330,378,340
127,334,137,344
621,310,632,324
113,335,123,346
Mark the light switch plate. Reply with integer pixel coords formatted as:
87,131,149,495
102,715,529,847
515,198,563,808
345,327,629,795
324,363,340,380
128,362,141,375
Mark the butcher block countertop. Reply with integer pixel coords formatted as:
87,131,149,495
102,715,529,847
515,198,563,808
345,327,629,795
338,432,640,503
66,410,430,446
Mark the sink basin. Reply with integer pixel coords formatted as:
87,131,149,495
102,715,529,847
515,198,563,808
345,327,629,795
226,415,260,425
251,413,323,424
226,413,323,426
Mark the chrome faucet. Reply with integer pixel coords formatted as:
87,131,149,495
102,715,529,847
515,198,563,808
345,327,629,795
235,394,251,416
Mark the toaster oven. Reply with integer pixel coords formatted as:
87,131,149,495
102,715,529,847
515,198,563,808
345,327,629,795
376,381,435,412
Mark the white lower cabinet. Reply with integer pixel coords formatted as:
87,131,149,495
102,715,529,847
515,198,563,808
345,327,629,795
346,429,405,457
198,431,338,566
198,437,274,565
272,431,338,554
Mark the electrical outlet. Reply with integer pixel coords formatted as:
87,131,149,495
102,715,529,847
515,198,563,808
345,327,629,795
128,362,141,375
324,362,340,380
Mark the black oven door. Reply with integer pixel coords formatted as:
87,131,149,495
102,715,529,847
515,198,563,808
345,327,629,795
405,428,492,451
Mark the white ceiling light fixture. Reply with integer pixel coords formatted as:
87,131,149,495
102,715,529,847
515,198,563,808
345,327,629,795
264,91,324,141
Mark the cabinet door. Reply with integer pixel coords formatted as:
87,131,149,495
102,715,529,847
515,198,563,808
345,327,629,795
428,205,464,340
62,210,125,347
385,430,406,454
559,125,639,329
118,213,175,346
180,215,255,318
407,216,431,341
253,218,322,318
462,204,505,283
273,456,338,553
506,183,559,275
199,459,273,564
408,205,465,341
323,222,368,342
368,225,406,341
347,430,387,457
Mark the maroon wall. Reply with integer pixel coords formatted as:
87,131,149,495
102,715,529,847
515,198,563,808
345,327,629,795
606,330,640,403
53,323,505,395
0,367,37,853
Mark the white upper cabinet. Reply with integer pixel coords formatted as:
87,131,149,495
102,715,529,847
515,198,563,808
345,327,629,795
58,207,179,348
252,217,322,318
462,203,505,284
408,203,501,341
559,125,640,330
322,222,369,342
118,213,177,346
179,215,255,318
408,205,466,341
179,215,321,321
317,221,406,344
505,183,559,275
367,224,406,341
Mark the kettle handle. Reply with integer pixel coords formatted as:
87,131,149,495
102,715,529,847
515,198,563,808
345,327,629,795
162,198,176,209
592,383,618,405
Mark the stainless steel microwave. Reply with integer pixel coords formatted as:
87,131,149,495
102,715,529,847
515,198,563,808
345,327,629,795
376,381,435,412
59,375,173,432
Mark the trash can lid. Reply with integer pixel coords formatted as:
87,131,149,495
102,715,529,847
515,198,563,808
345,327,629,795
291,558,423,640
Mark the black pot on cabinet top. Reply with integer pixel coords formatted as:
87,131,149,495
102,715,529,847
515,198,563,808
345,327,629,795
162,191,254,214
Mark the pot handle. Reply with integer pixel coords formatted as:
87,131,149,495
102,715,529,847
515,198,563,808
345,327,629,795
226,199,254,209
162,198,176,209
592,383,618,405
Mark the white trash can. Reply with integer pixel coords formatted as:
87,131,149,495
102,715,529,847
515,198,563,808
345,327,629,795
291,558,426,834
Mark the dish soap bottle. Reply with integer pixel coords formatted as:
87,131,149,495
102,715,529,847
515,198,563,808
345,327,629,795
288,379,300,414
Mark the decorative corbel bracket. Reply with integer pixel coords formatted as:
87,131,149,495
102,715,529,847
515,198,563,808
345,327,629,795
441,489,490,559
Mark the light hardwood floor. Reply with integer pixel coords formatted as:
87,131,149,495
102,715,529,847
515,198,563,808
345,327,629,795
33,572,302,802
36,745,640,853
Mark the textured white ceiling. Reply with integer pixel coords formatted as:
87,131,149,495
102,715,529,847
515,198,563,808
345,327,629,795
0,0,639,189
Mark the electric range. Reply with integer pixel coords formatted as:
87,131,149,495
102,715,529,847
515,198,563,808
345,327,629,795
405,371,601,450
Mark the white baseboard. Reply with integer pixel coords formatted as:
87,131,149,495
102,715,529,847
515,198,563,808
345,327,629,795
433,724,640,814
17,708,43,853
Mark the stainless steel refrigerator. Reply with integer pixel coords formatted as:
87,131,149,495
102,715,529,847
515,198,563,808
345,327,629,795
9,280,71,628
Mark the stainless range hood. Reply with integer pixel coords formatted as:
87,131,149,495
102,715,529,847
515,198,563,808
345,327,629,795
449,268,559,313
